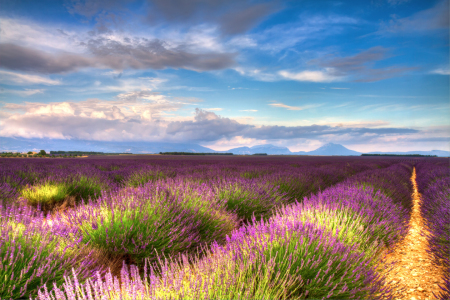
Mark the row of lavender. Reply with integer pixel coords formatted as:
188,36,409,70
415,161,450,300
1,156,392,210
1,156,398,299
30,160,415,299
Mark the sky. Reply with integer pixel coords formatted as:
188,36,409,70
0,0,448,152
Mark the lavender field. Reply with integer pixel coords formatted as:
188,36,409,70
0,155,448,300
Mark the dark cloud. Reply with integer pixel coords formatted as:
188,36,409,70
241,124,417,140
146,0,226,22
86,37,236,71
408,137,450,143
148,0,280,35
0,43,92,74
311,46,390,75
380,0,449,33
0,38,236,73
166,108,248,141
164,109,418,142
352,66,416,82
115,90,160,102
310,46,414,82
219,2,276,35
68,0,280,35
66,0,136,18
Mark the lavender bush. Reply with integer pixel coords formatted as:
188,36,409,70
276,184,410,258
0,203,106,299
50,179,238,271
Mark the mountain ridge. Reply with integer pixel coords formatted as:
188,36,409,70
1,137,448,157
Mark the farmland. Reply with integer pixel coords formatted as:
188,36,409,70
0,155,448,300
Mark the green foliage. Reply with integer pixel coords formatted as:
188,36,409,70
21,182,69,206
126,170,167,187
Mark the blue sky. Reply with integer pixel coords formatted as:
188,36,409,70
0,0,448,152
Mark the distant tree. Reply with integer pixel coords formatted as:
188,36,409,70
39,150,47,156
27,151,33,154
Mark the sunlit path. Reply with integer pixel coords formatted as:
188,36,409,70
381,167,446,300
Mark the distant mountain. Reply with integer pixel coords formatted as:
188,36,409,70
1,137,448,157
225,144,292,155
367,150,450,157
225,143,361,156
0,137,215,154
300,143,361,156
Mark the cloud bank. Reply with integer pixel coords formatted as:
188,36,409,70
1,99,420,144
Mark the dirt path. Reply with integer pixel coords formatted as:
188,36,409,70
381,167,446,300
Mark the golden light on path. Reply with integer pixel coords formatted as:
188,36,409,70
381,167,446,300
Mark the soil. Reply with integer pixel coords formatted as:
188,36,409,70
379,168,446,300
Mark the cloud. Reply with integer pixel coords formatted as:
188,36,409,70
0,103,420,144
68,0,280,35
253,14,361,54
0,17,85,53
430,67,450,75
379,1,449,34
66,0,136,18
387,0,411,5
309,46,414,82
239,109,258,112
278,69,342,83
237,46,409,83
269,102,304,111
202,135,265,151
0,89,45,97
202,108,223,111
0,70,61,85
218,2,278,35
85,37,236,71
321,120,390,128
345,125,450,152
0,35,236,73
0,43,92,74
233,67,279,82
146,0,280,35
330,87,349,90
1,91,189,121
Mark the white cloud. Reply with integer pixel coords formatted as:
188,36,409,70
0,70,61,85
0,88,45,97
0,17,86,53
202,108,223,111
330,87,350,90
1,90,194,123
269,102,304,110
317,120,390,128
233,67,279,82
268,102,322,111
30,102,74,116
0,102,433,151
202,136,265,151
430,67,450,75
278,69,342,83
227,35,257,48
239,109,258,112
